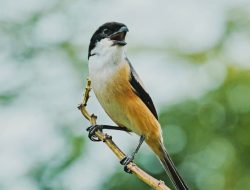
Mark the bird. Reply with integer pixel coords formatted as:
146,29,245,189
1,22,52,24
87,22,189,190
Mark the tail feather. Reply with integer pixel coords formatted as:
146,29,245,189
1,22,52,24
159,149,188,190
159,148,189,190
146,136,188,189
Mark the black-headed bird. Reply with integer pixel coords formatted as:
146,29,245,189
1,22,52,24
87,22,188,190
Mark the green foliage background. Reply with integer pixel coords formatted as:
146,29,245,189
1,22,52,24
0,1,250,190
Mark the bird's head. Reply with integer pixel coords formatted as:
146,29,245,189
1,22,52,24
88,22,129,59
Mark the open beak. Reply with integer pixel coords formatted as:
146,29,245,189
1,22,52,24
110,26,129,46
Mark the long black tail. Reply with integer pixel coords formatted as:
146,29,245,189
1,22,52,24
159,148,189,190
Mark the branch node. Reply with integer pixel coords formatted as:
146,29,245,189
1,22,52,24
103,134,112,142
91,114,97,119
77,104,82,110
158,180,165,186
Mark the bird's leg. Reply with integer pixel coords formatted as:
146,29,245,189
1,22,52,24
120,135,145,173
86,125,130,142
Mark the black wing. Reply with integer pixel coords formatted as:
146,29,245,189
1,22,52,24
127,59,158,120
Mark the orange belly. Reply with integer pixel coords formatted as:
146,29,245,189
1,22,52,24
92,63,162,141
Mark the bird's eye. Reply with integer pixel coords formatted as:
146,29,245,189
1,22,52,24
103,29,110,35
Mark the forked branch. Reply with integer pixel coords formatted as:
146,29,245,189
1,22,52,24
78,78,170,190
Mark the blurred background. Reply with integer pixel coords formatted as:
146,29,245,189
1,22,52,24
1,0,250,189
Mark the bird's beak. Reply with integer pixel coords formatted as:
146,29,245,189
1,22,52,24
110,26,129,46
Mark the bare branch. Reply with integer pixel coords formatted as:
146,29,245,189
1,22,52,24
78,78,171,190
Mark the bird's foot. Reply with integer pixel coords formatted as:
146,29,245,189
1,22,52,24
120,156,134,174
86,125,103,141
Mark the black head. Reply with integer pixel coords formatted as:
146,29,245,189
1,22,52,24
88,22,129,59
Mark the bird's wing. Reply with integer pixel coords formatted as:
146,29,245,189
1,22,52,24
126,58,158,120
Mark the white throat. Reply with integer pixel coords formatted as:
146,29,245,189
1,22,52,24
89,38,125,65
88,38,126,90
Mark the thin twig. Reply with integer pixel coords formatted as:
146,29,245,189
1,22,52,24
78,78,171,190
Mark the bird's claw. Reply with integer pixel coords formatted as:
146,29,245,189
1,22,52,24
120,156,134,174
86,125,103,141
